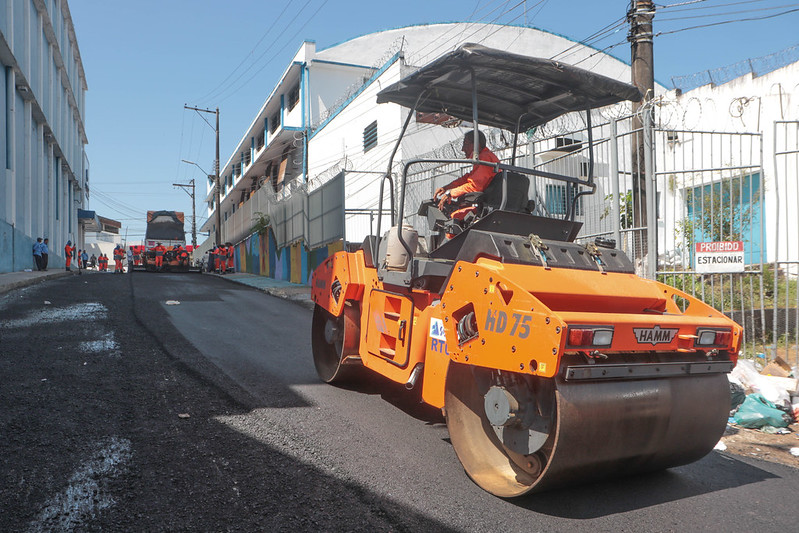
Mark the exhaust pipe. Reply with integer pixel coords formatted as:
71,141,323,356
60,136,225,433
405,363,424,390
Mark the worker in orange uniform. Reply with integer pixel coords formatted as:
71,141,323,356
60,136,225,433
153,242,166,271
226,242,235,273
98,253,106,272
177,245,189,268
113,245,123,273
215,243,227,274
434,130,499,222
64,241,73,271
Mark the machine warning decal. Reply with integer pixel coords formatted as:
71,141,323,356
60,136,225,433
430,318,446,341
429,318,449,354
633,326,678,345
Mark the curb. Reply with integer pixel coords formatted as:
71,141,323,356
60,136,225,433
203,272,315,311
0,270,73,296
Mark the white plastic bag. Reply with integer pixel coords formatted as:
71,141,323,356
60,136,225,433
731,359,790,406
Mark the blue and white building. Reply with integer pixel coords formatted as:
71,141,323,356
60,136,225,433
0,0,90,272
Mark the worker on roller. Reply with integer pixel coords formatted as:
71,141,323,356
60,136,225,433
153,242,166,271
434,130,499,221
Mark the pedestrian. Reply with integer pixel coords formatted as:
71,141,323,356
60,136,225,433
126,247,133,272
64,240,73,271
33,238,43,271
90,253,97,269
81,249,88,270
41,238,49,271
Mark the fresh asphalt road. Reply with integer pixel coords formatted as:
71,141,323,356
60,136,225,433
139,272,798,533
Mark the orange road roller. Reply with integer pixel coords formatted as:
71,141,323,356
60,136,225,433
310,44,741,497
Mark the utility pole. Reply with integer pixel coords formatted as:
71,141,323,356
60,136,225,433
173,179,196,248
184,105,221,246
628,0,655,271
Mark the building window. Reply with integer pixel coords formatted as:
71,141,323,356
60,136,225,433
287,84,300,111
545,183,583,216
270,111,281,134
363,121,378,152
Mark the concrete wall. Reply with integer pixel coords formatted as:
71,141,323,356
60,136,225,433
234,229,343,284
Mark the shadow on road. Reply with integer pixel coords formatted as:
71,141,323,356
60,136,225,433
514,452,778,518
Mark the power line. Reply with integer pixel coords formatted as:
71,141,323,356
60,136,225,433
193,1,295,103
655,7,799,36
658,2,799,21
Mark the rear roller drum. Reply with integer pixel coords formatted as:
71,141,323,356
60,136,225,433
311,304,361,383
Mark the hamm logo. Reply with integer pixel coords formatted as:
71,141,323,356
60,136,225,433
633,326,678,345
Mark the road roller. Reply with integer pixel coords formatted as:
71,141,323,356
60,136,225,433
310,44,742,497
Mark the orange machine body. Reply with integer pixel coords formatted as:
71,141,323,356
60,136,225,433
311,250,741,410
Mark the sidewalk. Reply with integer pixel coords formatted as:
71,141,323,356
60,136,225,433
0,269,74,296
206,272,314,311
0,268,314,311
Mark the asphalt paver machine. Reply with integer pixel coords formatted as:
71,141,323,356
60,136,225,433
310,44,741,497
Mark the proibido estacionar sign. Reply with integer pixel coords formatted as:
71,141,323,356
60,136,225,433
695,241,745,273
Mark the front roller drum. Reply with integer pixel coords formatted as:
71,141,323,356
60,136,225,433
445,362,730,497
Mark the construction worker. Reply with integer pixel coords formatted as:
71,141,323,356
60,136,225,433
101,253,109,272
215,243,226,274
154,242,166,271
176,244,189,267
64,241,73,271
226,242,235,273
113,245,123,273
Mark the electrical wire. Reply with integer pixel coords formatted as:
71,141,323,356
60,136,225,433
655,7,799,36
193,0,295,103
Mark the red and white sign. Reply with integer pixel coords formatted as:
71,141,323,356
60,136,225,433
695,241,745,273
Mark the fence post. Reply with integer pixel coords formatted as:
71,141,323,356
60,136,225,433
644,108,657,279
610,119,622,251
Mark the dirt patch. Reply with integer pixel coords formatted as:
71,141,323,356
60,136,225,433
720,422,799,468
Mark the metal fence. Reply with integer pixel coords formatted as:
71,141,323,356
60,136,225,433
399,113,798,365
221,171,345,249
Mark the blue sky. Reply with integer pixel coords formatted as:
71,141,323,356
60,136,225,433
68,0,799,242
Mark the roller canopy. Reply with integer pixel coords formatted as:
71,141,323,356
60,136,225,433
376,43,642,132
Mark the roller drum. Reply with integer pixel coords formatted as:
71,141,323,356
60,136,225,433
445,363,730,497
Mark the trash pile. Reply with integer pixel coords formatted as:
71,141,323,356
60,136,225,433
729,356,799,433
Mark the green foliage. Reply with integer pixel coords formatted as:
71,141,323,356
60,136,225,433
251,212,270,235
600,190,633,229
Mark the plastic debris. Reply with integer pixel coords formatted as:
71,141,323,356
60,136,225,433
733,393,791,429
165,300,181,305
178,413,190,419
790,448,799,457
732,360,790,405
43,301,51,305
713,440,727,451
760,426,791,435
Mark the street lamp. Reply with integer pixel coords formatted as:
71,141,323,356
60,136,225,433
173,178,197,248
184,105,221,246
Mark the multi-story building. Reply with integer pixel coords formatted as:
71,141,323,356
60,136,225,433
199,23,640,282
0,0,89,272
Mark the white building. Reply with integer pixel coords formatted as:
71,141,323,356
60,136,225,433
201,23,645,248
655,46,799,267
0,0,90,273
